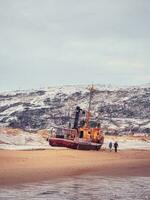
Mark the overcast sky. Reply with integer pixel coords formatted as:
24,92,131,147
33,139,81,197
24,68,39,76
0,0,150,91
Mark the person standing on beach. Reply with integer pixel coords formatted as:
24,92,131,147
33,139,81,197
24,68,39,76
109,142,113,152
114,141,118,152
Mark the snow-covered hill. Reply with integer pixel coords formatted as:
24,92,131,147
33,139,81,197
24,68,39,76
0,84,150,135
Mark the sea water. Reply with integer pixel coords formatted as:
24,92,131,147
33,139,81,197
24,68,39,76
0,176,150,200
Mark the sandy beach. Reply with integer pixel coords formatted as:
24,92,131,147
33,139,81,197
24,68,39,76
0,149,150,186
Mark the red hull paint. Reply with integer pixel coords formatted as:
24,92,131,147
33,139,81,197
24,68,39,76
49,138,78,149
49,138,102,150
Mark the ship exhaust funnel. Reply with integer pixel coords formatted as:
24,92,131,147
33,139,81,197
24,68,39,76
73,106,82,129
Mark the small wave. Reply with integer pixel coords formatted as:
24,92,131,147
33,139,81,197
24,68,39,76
0,176,150,200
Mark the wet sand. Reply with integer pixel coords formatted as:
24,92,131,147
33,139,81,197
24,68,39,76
0,149,150,186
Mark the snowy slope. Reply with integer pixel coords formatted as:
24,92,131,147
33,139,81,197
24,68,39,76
0,84,150,134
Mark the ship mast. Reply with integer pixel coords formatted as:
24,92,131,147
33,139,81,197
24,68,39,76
86,85,95,128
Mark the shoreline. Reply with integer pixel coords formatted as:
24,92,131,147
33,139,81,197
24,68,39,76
0,149,150,186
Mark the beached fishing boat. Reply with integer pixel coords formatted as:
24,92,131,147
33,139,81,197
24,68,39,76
48,86,104,150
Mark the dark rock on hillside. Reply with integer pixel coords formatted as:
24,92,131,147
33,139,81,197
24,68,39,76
0,85,150,134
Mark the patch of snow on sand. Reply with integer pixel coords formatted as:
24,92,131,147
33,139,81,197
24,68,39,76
0,128,149,150
0,132,66,150
104,137,150,150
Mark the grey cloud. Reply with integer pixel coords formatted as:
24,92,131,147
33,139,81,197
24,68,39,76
0,0,149,91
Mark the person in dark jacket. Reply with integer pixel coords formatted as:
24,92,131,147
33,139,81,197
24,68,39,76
109,142,113,152
114,141,119,152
